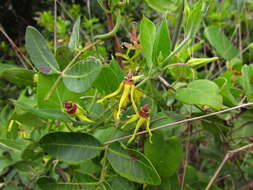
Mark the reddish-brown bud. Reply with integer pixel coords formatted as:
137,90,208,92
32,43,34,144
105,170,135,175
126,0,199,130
139,104,149,118
123,71,134,85
64,101,77,115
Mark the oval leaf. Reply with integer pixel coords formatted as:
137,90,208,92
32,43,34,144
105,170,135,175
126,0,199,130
39,132,103,163
153,18,171,64
1,68,35,86
37,177,97,190
140,17,156,67
37,73,85,109
107,142,161,185
145,0,179,12
204,26,239,60
144,133,183,178
176,79,223,110
68,17,81,51
13,100,70,121
25,26,59,74
40,132,102,162
63,57,102,93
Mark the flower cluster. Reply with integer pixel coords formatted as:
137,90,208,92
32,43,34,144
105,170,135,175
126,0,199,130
97,72,152,143
121,104,152,144
97,72,138,120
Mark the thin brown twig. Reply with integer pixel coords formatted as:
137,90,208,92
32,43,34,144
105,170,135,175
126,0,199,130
205,143,253,190
157,75,176,91
54,0,57,54
180,122,191,190
0,25,34,69
103,102,253,145
238,181,253,190
104,0,123,67
56,166,68,182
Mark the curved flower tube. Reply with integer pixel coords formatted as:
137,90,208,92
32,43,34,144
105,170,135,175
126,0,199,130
121,104,152,144
97,72,140,120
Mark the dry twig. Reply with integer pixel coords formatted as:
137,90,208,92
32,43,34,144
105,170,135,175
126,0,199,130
205,143,253,190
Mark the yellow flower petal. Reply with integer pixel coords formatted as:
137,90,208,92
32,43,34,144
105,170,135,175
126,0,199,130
130,85,138,114
97,82,124,103
145,117,152,143
121,114,139,129
127,117,146,144
116,84,132,120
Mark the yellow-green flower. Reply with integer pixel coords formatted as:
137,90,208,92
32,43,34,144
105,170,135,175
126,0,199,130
97,72,142,120
64,101,93,123
121,104,152,144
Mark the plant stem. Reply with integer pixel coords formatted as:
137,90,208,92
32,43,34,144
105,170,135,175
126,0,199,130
205,143,253,190
103,102,253,145
54,0,57,54
171,0,185,50
44,40,101,100
162,35,190,67
98,146,109,184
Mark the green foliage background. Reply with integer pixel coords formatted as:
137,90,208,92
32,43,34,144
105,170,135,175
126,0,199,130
1,0,253,190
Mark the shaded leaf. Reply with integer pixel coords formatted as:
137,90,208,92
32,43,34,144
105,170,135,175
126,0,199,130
25,26,59,74
240,65,253,101
140,17,156,66
37,177,97,190
145,0,179,12
107,142,161,185
153,18,171,64
69,17,81,51
94,59,124,94
56,46,74,70
63,57,102,93
185,1,203,38
176,80,223,110
109,176,135,190
0,67,35,86
39,132,103,163
37,73,84,109
204,26,239,60
144,133,183,178
13,100,70,121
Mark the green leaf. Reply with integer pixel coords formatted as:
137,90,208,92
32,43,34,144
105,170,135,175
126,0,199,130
145,0,179,12
214,77,238,106
25,26,59,74
56,46,74,70
0,67,35,86
176,80,223,110
0,63,18,75
0,139,27,152
168,65,195,80
144,133,183,178
240,65,253,101
204,26,239,60
94,59,124,94
63,57,102,93
107,142,161,185
13,100,70,121
37,177,97,190
68,16,81,51
140,17,156,66
109,176,135,190
37,73,84,109
39,132,103,163
153,18,171,64
185,1,203,38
